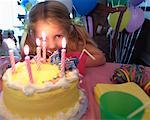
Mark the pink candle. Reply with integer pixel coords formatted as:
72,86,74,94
42,32,46,62
24,45,33,83
61,37,67,77
9,49,15,73
36,38,41,69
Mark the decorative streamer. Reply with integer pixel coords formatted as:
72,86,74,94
144,0,148,11
121,34,131,62
120,33,127,62
119,32,123,62
115,45,118,62
127,27,142,63
124,32,135,63
109,30,115,59
116,33,120,62
111,64,150,96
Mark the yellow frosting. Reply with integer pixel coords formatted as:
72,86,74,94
2,61,81,119
10,62,60,86
3,80,80,119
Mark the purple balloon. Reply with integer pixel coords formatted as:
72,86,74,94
129,0,145,6
126,7,144,33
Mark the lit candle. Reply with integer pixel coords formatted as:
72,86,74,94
42,32,46,62
61,37,67,77
24,45,33,83
36,38,41,69
9,49,15,73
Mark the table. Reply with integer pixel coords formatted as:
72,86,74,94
79,63,118,120
81,63,150,120
0,59,150,119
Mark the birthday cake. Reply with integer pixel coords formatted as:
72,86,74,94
0,58,88,119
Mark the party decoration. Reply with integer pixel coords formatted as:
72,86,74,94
26,2,32,11
129,0,145,6
50,50,61,65
108,8,131,32
21,0,37,11
54,0,72,13
108,0,128,6
66,52,87,75
21,0,29,7
111,64,150,96
73,0,97,15
126,7,144,33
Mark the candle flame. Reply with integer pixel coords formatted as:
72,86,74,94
24,44,29,55
42,32,46,41
9,49,13,53
62,37,66,48
36,38,41,46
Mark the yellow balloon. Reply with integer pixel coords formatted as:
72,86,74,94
108,8,131,32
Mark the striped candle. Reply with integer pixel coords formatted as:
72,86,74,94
24,45,33,83
61,37,67,77
42,32,46,62
36,38,41,69
9,49,15,73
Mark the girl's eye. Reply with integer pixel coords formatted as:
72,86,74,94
55,35,63,41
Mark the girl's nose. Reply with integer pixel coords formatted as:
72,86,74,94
46,38,56,49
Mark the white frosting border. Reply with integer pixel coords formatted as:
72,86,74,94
2,62,79,95
0,90,88,120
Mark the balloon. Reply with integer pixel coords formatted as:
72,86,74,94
29,0,37,5
108,8,131,32
21,0,29,7
21,0,37,11
126,8,144,33
108,0,128,6
26,2,32,11
129,0,145,6
54,0,73,13
73,0,97,15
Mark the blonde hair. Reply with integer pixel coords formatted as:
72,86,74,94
24,1,95,55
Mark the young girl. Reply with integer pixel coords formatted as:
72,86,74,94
22,1,106,67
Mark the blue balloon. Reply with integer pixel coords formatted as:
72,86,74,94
73,0,97,15
21,0,29,7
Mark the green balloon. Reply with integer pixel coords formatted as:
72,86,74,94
108,0,128,6
108,8,131,32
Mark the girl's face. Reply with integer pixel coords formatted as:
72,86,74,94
34,20,66,52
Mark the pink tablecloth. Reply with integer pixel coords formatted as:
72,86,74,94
81,63,150,120
80,63,119,120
